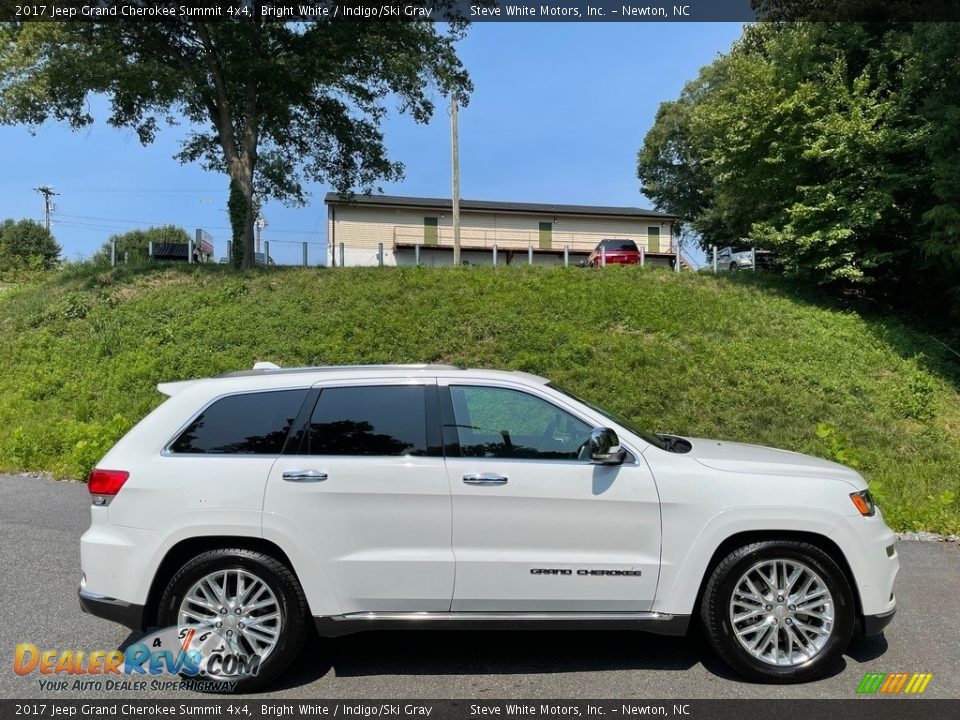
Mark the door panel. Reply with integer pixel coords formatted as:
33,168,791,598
424,217,439,245
539,222,553,250
263,380,454,614
647,226,660,253
441,383,661,612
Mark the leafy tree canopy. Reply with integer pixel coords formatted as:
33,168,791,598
0,8,472,267
638,22,960,317
0,218,61,269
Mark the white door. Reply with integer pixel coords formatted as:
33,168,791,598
441,382,661,612
263,379,454,615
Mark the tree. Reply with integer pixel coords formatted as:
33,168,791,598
92,225,191,264
638,22,960,319
0,6,472,268
0,218,61,269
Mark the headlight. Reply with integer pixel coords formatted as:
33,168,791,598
850,489,876,517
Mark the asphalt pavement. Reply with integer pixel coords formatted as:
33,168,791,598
1,473,958,700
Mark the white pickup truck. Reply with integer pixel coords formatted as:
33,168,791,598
79,364,898,690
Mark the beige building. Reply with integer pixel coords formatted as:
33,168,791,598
325,193,683,268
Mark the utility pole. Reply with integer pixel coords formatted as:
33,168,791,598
451,95,461,267
255,212,267,254
34,186,59,232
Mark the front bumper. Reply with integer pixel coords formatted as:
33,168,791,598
862,605,897,636
830,514,899,618
79,587,145,631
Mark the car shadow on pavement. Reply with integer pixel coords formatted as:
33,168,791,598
270,630,730,691
117,626,890,693
845,632,889,663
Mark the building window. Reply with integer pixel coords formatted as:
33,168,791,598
647,226,660,253
424,217,439,245
539,222,553,249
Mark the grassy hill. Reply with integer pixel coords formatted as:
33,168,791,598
1,263,957,534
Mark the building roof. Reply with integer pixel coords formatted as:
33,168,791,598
324,193,678,220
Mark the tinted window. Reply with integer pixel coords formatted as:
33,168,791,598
170,390,307,454
448,386,592,460
600,239,638,251
547,383,668,451
308,385,428,456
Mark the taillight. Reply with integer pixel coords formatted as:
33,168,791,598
88,469,129,505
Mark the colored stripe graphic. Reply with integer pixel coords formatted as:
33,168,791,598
857,673,886,693
907,673,933,694
858,672,932,695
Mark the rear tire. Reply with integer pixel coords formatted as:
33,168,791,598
157,548,309,693
700,540,855,683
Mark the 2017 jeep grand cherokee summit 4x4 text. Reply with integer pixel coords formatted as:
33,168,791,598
79,364,898,690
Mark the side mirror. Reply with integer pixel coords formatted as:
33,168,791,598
589,427,627,465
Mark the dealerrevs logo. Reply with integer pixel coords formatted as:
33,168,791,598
14,626,260,692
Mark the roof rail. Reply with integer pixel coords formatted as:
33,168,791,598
217,363,463,379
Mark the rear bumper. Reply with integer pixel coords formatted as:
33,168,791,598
79,587,145,631
862,605,897,636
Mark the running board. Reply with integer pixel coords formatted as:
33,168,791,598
314,611,690,637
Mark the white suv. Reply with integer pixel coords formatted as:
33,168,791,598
80,364,898,690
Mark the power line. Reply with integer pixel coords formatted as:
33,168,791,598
62,188,223,194
55,219,325,246
55,213,323,236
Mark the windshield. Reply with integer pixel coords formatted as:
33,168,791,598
601,240,638,251
547,383,668,450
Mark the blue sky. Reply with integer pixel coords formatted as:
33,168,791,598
0,22,743,266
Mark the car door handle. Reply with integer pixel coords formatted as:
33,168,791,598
282,470,328,482
463,473,508,486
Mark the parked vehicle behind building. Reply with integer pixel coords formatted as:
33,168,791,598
586,239,643,267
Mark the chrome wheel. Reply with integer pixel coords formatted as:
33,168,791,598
729,558,834,667
178,569,282,661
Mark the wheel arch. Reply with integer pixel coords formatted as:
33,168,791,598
691,530,863,623
142,536,300,630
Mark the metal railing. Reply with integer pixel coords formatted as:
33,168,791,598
392,225,670,254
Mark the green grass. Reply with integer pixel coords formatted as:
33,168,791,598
1,262,958,533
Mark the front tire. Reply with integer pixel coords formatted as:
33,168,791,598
157,548,309,693
700,540,855,683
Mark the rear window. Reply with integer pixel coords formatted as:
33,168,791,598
600,239,638,251
169,389,307,455
307,385,428,456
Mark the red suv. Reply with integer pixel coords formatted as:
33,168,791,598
586,239,642,267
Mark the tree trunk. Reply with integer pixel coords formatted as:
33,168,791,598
228,163,256,269
192,22,258,269
241,179,255,270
